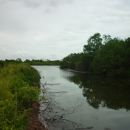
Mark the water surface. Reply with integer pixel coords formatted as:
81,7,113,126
33,66,130,130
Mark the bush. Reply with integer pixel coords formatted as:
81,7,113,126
0,63,41,129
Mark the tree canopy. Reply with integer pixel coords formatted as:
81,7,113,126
60,33,130,78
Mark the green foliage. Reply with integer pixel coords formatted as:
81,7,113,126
60,53,75,69
1,58,61,66
60,33,130,78
60,53,83,70
24,59,61,65
91,38,130,77
83,33,102,54
0,60,4,68
0,63,41,129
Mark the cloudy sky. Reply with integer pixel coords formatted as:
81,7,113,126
0,0,130,61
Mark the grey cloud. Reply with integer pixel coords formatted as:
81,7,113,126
0,0,130,60
49,54,58,60
0,47,39,60
8,0,73,9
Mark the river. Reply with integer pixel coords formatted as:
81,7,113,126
33,65,130,130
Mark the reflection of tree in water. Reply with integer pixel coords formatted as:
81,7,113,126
66,73,130,110
40,84,94,130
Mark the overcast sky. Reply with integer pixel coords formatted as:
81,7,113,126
0,0,130,61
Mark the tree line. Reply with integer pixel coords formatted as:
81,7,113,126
60,33,130,78
0,59,61,66
25,59,61,65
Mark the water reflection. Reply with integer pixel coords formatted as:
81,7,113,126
61,70,130,110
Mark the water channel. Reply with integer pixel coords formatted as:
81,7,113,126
33,66,130,130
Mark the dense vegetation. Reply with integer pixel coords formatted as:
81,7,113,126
60,33,130,78
0,62,41,130
2,59,61,66
24,59,61,65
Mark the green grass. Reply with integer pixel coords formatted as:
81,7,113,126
0,63,41,130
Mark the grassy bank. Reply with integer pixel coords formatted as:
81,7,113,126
0,62,41,130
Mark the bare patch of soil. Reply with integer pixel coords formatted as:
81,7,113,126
27,101,47,130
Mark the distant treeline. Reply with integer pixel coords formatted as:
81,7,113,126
60,33,130,78
0,59,61,66
25,59,61,65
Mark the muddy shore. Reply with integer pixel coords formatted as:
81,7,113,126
27,101,47,130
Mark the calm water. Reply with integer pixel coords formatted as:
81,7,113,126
33,66,130,130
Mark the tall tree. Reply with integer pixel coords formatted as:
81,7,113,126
83,33,102,54
91,38,128,77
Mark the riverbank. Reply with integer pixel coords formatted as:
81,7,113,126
0,63,46,130
27,101,46,130
65,68,90,73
